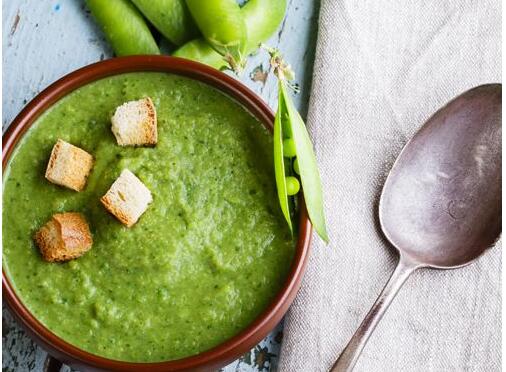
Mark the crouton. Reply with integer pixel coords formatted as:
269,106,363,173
100,169,152,227
34,212,93,262
111,97,157,146
45,139,94,192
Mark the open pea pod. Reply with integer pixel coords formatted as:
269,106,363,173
185,0,246,71
274,81,292,233
131,0,198,46
280,82,329,243
86,0,160,56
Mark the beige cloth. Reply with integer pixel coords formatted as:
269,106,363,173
279,1,501,371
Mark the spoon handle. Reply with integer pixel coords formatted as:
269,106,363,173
330,256,419,372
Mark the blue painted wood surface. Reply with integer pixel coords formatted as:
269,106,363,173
2,1,319,370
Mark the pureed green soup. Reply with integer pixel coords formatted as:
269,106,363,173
3,72,295,362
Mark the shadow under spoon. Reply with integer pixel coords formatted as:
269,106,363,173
331,84,502,372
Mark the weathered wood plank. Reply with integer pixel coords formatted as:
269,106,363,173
2,1,319,370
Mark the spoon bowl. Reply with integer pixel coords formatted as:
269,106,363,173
379,84,501,268
332,84,502,372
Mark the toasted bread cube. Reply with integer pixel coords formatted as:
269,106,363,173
34,213,93,262
45,139,94,192
100,169,152,227
111,97,157,146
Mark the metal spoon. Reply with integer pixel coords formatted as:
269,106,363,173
331,84,502,372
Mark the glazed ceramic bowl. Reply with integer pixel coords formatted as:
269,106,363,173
2,56,312,371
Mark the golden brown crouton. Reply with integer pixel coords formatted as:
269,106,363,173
45,139,94,192
34,213,93,262
100,169,153,227
111,97,157,146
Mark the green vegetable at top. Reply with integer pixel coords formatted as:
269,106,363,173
86,0,287,70
131,0,198,46
175,0,286,71
186,0,247,72
86,0,160,56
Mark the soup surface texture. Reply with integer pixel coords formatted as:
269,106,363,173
3,72,295,362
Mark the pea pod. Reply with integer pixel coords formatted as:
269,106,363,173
86,0,159,56
131,0,198,46
185,0,247,71
242,0,287,52
174,0,286,69
173,39,227,70
280,81,329,242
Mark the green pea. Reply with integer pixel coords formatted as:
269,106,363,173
131,0,198,46
242,0,287,52
86,0,160,56
173,39,227,69
186,0,247,71
285,176,300,196
293,158,300,175
282,138,297,158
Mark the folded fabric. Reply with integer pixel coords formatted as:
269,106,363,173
279,1,501,371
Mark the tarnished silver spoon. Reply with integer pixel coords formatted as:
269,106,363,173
331,84,502,372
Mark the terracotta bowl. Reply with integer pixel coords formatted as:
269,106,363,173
2,55,312,371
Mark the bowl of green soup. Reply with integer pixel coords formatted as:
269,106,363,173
3,56,311,371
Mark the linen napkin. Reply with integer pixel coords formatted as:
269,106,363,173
279,1,501,371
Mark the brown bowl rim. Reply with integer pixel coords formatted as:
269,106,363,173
2,55,312,371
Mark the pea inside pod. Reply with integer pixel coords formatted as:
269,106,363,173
283,138,297,157
86,0,160,56
285,176,300,196
131,0,198,46
185,0,247,71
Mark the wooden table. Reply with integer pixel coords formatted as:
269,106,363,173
2,1,319,370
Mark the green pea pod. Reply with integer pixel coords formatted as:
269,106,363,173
131,0,198,46
274,82,292,233
86,0,160,56
185,0,246,71
242,0,287,52
280,81,329,243
173,39,227,69
174,0,286,69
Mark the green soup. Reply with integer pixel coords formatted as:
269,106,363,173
3,72,295,362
